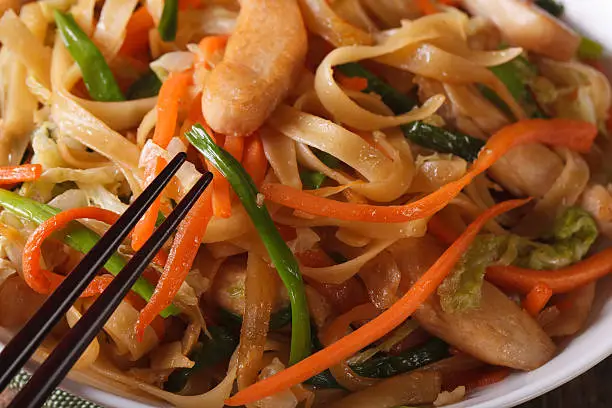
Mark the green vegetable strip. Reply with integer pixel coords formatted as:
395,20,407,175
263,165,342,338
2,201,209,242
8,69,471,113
300,170,327,190
126,70,162,100
186,125,312,365
217,306,293,331
0,189,180,317
54,11,125,102
164,326,238,392
158,0,179,42
578,36,604,60
350,337,449,378
337,62,484,161
534,0,564,17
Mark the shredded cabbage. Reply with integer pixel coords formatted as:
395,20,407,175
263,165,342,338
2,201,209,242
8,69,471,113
439,206,598,312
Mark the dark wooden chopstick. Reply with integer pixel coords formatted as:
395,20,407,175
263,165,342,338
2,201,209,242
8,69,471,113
9,171,213,408
0,153,187,393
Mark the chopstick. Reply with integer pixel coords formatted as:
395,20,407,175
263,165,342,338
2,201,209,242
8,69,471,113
8,169,213,408
0,152,210,407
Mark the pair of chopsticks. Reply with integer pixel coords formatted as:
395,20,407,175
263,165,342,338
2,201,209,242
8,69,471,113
0,153,212,408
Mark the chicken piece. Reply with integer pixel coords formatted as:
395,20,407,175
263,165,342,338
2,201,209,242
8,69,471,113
488,144,564,198
202,0,307,136
461,0,580,61
389,236,556,371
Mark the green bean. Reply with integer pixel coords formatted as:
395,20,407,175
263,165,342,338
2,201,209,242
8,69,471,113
300,170,327,190
54,11,124,102
534,0,564,17
578,36,604,60
158,0,179,42
0,189,180,317
186,125,311,365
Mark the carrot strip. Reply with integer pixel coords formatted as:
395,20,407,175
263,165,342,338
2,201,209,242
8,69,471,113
196,35,229,70
225,198,530,406
337,74,368,92
23,207,119,296
212,171,232,218
487,247,612,294
119,7,154,58
153,70,193,149
125,292,166,340
522,283,553,317
132,157,167,251
465,368,511,391
224,136,245,162
427,214,460,246
416,0,440,15
135,186,214,339
242,132,268,188
179,0,201,10
0,164,42,185
262,120,596,223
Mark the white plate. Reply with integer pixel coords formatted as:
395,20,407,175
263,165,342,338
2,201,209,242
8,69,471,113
4,1,612,407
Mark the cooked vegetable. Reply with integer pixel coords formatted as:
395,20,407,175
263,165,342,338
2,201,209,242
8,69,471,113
350,337,449,378
534,0,564,17
126,70,162,100
218,306,292,331
336,63,419,115
54,11,124,102
158,0,179,42
403,121,484,162
0,189,179,317
164,326,238,392
481,55,547,119
225,199,529,405
0,164,42,185
439,207,598,312
523,283,553,316
577,36,604,60
300,170,326,190
187,124,311,365
262,120,597,223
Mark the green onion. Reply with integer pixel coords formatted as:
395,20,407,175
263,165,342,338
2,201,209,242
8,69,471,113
158,0,179,42
300,170,327,190
186,125,311,365
54,11,125,102
534,0,564,17
577,36,604,60
164,326,238,392
0,189,180,317
217,306,293,332
337,62,484,161
350,338,449,378
126,70,162,100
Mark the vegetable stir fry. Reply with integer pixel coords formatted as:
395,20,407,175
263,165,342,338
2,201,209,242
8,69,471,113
0,0,609,407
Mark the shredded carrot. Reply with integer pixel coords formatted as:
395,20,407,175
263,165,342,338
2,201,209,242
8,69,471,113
242,132,268,188
224,136,245,162
337,74,368,92
132,157,167,251
262,120,597,223
136,187,214,339
0,164,42,185
197,35,229,70
212,169,232,218
153,71,193,149
22,207,119,296
522,282,553,317
465,368,511,391
125,292,166,340
119,7,154,58
487,246,612,294
416,0,440,15
427,214,460,246
225,198,530,406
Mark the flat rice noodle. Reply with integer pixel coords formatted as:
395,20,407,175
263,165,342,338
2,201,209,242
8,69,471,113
269,105,414,202
72,0,96,36
51,35,143,193
359,251,401,310
237,253,276,391
514,147,590,236
331,0,378,33
203,204,252,243
40,165,123,185
260,126,302,190
149,341,194,370
65,306,100,370
543,282,596,337
0,10,51,89
57,137,110,169
91,0,138,59
300,239,397,284
298,0,373,47
175,7,237,48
